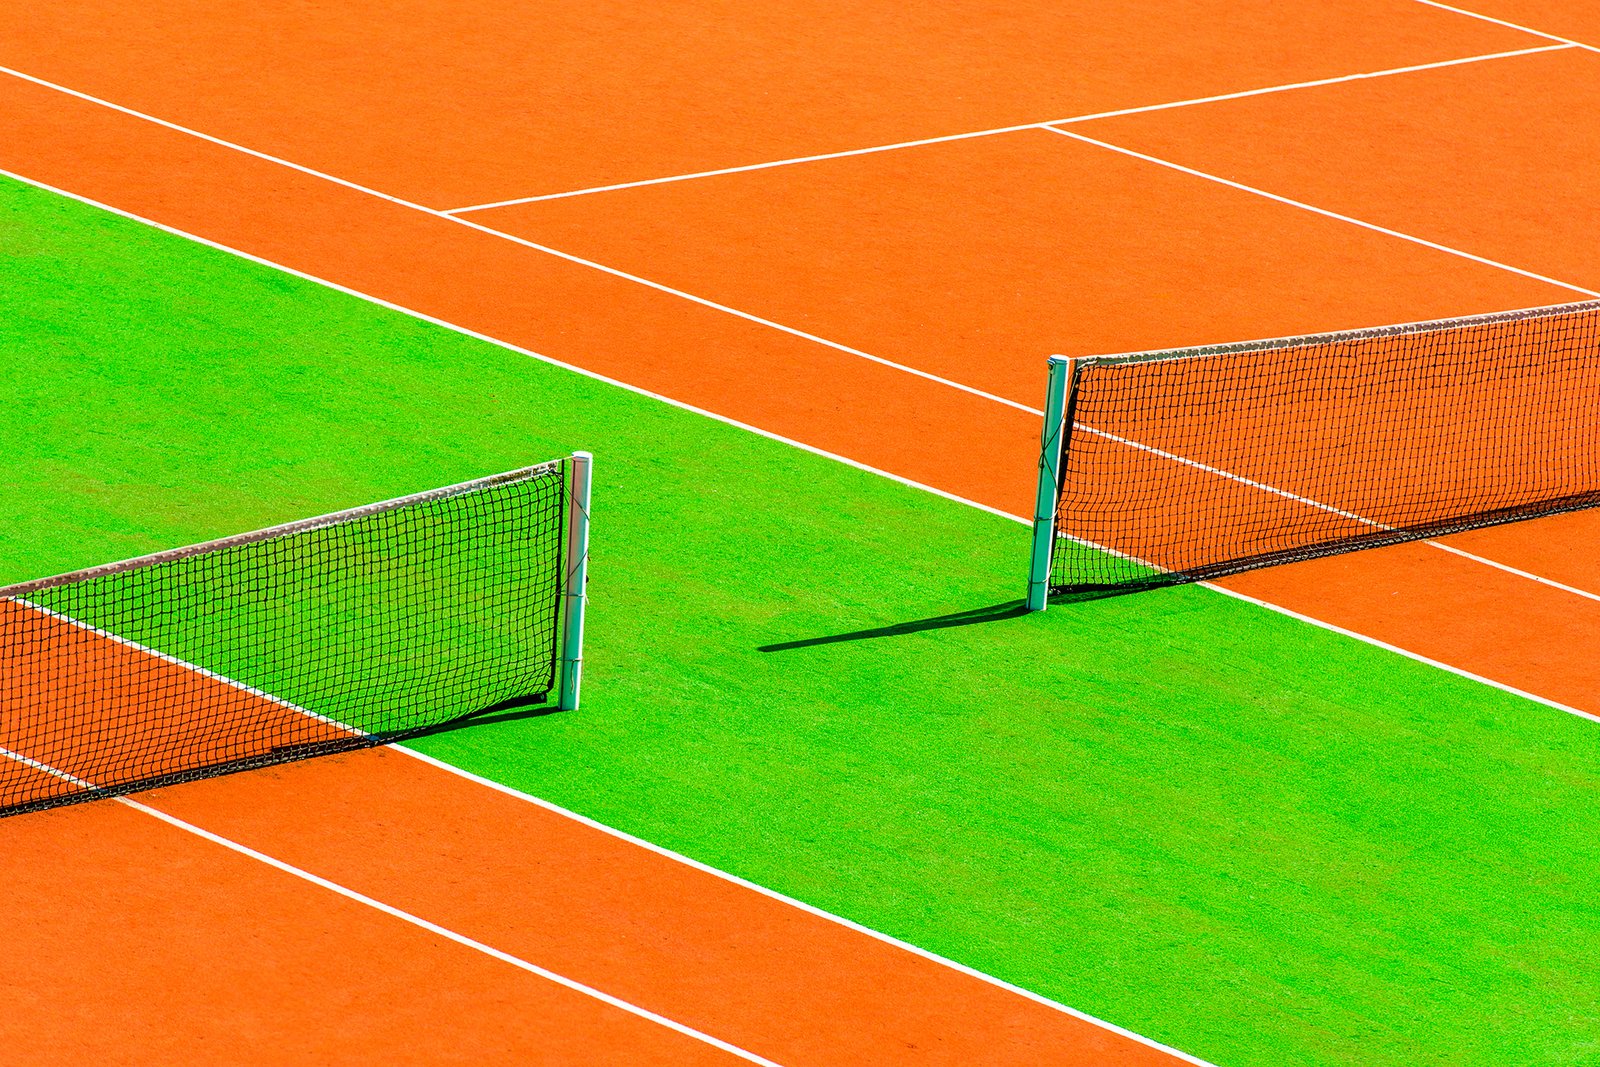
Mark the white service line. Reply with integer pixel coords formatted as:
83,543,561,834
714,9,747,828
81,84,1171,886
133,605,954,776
0,745,94,786
443,120,1053,212
123,797,786,1066
442,43,1568,211
1039,126,1600,300
1412,0,1600,54
1052,42,1572,124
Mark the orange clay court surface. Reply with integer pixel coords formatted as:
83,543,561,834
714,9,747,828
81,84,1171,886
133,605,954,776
3,1,1599,1064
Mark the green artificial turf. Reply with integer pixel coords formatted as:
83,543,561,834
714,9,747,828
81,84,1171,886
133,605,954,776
8,174,1600,1066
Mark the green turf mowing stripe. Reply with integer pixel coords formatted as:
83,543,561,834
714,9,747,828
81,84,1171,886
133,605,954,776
7,174,1600,1066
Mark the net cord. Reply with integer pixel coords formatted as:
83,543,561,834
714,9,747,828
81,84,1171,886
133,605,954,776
0,460,563,601
1076,298,1600,369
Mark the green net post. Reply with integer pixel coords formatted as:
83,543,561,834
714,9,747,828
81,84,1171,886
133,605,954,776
1027,357,1073,611
559,452,592,710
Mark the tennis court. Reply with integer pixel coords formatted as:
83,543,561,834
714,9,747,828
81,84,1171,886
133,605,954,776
3,2,1599,1062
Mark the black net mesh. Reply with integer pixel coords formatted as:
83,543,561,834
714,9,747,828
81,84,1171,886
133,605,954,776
0,462,568,816
1050,302,1600,595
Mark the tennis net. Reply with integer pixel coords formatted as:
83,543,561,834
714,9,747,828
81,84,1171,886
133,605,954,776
1027,301,1600,605
0,454,591,817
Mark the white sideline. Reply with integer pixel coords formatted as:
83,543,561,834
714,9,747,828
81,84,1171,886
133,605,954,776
16,599,344,725
440,214,1036,414
1411,0,1600,54
392,748,1215,1065
0,165,1219,1066
441,43,1569,211
1205,588,1600,728
125,801,786,1065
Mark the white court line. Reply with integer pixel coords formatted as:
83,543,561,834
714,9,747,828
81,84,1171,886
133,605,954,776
0,64,427,214
438,213,1037,415
1051,43,1571,124
444,120,1052,212
1039,126,1600,300
1412,0,1600,54
1424,541,1600,603
441,43,1568,211
122,800,783,1067
1080,425,1373,525
0,739,781,1065
0,165,1218,1067
0,62,1030,419
0,744,92,785
1205,586,1600,727
15,599,347,726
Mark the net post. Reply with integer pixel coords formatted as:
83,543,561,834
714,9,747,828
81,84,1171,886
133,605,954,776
558,451,593,711
1027,356,1074,612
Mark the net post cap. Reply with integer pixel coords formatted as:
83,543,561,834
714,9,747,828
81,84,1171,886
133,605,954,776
1047,354,1071,366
